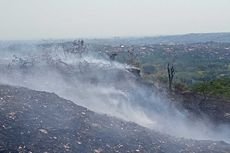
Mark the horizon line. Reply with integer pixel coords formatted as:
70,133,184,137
1,31,230,42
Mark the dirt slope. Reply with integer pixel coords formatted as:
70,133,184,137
0,85,229,153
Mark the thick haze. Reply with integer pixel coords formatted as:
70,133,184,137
0,0,230,40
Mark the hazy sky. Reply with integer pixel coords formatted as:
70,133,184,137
0,0,230,40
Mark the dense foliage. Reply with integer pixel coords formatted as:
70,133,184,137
103,42,230,99
192,78,230,99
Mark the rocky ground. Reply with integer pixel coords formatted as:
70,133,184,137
0,85,230,153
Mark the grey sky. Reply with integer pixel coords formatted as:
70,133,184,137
0,0,230,40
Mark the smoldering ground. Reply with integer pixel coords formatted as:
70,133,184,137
0,44,229,143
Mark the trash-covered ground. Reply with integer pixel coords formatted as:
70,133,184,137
1,49,230,143
0,85,229,153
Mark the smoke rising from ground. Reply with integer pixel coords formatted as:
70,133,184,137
0,45,229,143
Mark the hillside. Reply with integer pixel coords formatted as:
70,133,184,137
0,85,229,153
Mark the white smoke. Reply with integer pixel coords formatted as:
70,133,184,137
0,45,229,143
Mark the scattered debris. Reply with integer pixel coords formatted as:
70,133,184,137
39,129,48,134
